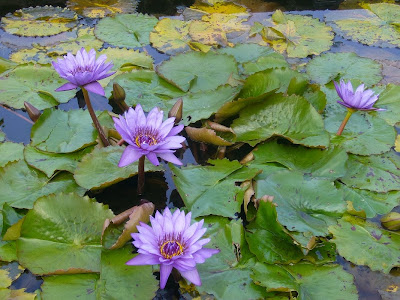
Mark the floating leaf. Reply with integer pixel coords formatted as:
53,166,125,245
328,3,400,47
94,13,158,48
185,127,233,146
156,51,240,93
261,10,334,58
255,170,346,236
329,216,400,273
338,183,400,219
0,130,5,142
0,57,17,74
246,200,304,264
1,6,78,37
0,161,85,209
10,27,104,64
170,159,260,218
190,2,248,14
0,63,76,110
150,18,192,55
0,142,24,168
31,109,98,153
323,83,395,155
24,145,94,177
17,193,114,275
306,52,382,86
196,219,271,299
375,84,400,126
99,47,153,71
252,140,348,180
105,70,185,112
340,151,400,193
67,0,138,18
251,263,358,299
232,93,330,147
74,146,161,190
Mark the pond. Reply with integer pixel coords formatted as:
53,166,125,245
0,0,400,299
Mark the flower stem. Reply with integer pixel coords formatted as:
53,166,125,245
336,110,354,136
137,156,145,196
81,87,110,146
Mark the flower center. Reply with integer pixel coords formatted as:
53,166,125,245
71,65,94,75
160,240,183,259
135,134,158,147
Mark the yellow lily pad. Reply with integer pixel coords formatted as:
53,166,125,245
1,6,78,37
190,2,248,14
66,0,138,18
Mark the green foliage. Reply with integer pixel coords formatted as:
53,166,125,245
0,142,24,167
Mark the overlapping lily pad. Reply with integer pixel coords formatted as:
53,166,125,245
1,6,78,37
328,3,400,47
17,193,114,275
306,52,382,86
340,151,400,193
94,13,158,48
255,170,346,236
74,146,161,190
251,263,358,299
170,159,260,218
0,160,85,209
329,216,400,273
0,64,76,110
375,84,400,126
31,109,98,153
0,58,17,74
261,10,334,58
66,0,138,18
99,47,153,71
0,142,24,168
232,93,330,147
156,51,240,93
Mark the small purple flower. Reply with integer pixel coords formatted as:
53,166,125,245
127,207,220,288
52,48,115,96
334,79,384,111
113,104,185,167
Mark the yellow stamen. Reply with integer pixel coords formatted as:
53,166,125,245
160,240,183,259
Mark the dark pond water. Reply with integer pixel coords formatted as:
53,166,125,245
1,0,400,299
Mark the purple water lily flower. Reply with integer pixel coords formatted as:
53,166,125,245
127,207,220,289
113,104,185,167
334,79,384,111
52,48,115,96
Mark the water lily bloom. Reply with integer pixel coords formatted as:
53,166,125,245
113,104,185,167
127,208,220,288
334,79,384,111
52,48,115,96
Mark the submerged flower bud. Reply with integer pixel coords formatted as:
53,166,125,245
126,207,220,289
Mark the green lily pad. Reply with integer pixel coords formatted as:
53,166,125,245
261,10,334,58
100,47,153,71
232,93,330,147
1,6,78,37
0,57,17,74
24,145,94,177
246,200,304,264
0,130,5,142
196,219,271,299
329,216,400,273
338,183,400,218
306,52,382,86
31,109,98,153
170,158,260,218
340,151,400,193
0,160,85,209
74,146,161,190
105,70,185,112
150,18,192,55
323,84,395,155
242,54,289,75
0,241,17,262
94,13,158,48
0,142,24,168
10,27,104,64
17,193,114,275
217,43,278,64
251,263,358,299
255,170,346,236
328,3,400,47
375,84,400,126
0,63,76,110
66,0,138,18
252,140,348,180
156,51,240,93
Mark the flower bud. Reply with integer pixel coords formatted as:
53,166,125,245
24,101,41,122
112,83,129,112
381,212,400,231
168,98,183,124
